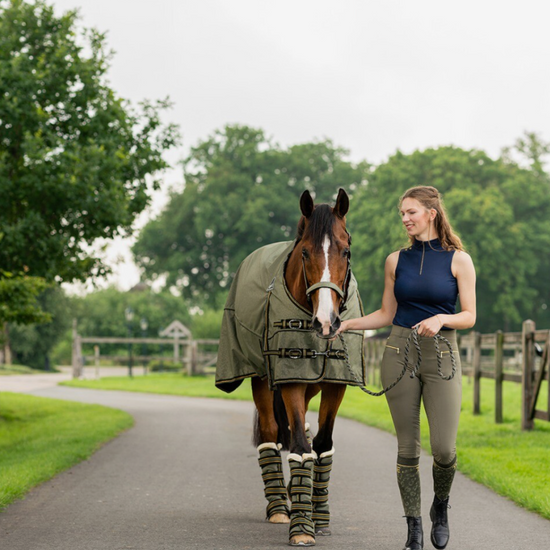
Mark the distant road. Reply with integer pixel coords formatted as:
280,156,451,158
1,365,140,393
0,384,549,549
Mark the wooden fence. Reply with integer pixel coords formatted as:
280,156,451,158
364,320,550,431
73,331,219,377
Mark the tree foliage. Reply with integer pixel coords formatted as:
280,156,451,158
347,145,550,332
0,271,50,326
66,287,192,356
9,285,69,369
133,124,370,306
0,0,180,284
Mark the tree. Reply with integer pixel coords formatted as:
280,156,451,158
347,146,550,333
133,124,369,306
50,287,194,365
0,0,180,283
9,285,69,369
502,131,550,179
0,271,50,364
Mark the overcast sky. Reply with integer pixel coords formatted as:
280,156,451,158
54,0,550,293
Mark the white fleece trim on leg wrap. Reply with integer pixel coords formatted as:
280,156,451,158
287,451,318,463
257,442,282,452
319,447,335,459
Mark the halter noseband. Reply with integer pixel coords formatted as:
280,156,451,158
301,231,352,313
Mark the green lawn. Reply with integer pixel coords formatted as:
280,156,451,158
0,364,52,375
62,374,550,520
0,392,133,509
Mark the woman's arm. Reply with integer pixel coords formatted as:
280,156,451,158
414,251,477,336
337,251,399,333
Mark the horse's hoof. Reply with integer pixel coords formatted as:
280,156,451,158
268,513,290,524
288,535,315,547
315,527,331,536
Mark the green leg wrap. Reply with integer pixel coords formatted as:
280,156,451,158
288,452,316,540
433,457,457,500
397,457,421,517
312,448,334,532
257,443,289,519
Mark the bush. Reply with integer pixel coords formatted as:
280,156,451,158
189,308,224,339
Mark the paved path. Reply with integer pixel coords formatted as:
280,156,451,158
1,366,140,393
1,385,549,549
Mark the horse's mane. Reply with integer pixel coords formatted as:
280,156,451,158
295,204,335,251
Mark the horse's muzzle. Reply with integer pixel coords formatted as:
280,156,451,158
312,316,341,339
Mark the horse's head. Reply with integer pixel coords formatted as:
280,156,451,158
294,188,351,339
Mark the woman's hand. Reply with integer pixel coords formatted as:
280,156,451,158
331,319,349,339
413,315,443,337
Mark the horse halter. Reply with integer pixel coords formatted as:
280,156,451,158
301,231,352,314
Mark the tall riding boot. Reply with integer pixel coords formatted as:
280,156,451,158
288,452,316,546
312,447,334,536
404,516,424,550
430,459,456,549
257,443,289,521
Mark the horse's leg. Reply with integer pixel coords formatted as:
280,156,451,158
311,383,347,536
281,383,316,547
251,377,290,524
304,384,321,446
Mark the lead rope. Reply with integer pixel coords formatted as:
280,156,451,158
336,327,457,397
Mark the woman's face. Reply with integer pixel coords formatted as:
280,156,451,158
400,197,433,238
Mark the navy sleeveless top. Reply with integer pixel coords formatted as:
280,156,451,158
392,238,458,329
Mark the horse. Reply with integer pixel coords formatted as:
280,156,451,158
216,188,365,547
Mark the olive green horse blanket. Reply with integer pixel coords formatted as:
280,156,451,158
216,241,366,393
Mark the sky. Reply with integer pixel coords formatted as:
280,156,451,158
53,0,550,293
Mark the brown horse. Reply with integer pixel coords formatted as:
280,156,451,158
254,188,353,547
217,188,363,547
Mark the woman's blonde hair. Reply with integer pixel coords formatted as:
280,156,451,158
399,186,464,251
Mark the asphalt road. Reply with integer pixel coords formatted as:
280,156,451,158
1,385,549,549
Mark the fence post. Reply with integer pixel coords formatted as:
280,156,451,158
71,319,83,379
473,332,482,415
185,341,193,376
188,340,198,376
94,345,100,380
494,330,504,423
522,319,536,431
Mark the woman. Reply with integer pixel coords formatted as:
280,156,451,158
337,186,476,550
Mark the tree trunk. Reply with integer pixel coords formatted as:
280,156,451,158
3,323,12,366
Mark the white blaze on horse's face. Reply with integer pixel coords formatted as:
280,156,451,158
315,235,336,336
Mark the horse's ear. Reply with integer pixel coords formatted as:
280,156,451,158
300,190,314,218
334,188,349,218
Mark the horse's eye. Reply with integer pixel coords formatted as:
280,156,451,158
302,249,309,260
343,248,350,258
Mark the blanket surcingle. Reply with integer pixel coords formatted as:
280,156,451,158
216,241,366,393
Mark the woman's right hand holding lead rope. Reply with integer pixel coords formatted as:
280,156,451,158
412,314,444,337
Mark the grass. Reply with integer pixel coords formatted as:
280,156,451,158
0,392,133,509
62,373,550,520
0,364,54,375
